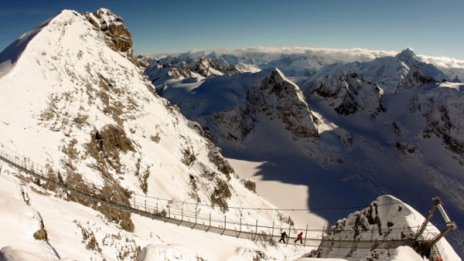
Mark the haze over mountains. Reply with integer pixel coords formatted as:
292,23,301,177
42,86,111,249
0,7,462,260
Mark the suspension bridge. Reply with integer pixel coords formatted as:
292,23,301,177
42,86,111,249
0,143,456,260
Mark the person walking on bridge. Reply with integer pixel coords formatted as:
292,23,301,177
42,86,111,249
295,232,303,244
279,231,288,243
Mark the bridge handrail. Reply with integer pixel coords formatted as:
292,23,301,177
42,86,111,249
0,143,425,249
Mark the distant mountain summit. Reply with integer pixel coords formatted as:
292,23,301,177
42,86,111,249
309,48,448,94
397,47,418,61
245,69,319,140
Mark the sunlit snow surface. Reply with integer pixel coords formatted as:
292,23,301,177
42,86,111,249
0,7,463,260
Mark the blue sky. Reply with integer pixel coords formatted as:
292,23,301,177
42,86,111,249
1,0,463,59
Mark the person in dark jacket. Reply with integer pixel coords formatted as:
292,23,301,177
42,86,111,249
279,231,288,243
295,232,303,244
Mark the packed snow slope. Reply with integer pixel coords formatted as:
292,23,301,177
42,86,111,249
0,8,311,260
146,48,464,257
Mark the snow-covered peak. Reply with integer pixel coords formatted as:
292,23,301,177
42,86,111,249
0,10,76,78
46,9,80,22
397,48,419,61
0,6,289,249
0,8,135,80
309,72,384,116
310,48,448,94
245,69,319,141
266,68,293,85
0,11,64,75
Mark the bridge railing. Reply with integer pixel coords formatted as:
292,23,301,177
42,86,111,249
0,143,431,250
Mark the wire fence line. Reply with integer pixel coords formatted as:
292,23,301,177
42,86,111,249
0,143,428,250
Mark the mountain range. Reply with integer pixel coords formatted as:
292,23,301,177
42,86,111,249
0,7,462,260
145,43,464,258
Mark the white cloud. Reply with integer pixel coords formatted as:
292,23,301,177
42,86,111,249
419,54,464,69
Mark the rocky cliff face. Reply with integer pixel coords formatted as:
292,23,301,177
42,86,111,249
246,69,319,139
418,85,464,164
210,107,254,142
208,69,319,143
309,72,384,117
397,65,437,90
85,8,135,62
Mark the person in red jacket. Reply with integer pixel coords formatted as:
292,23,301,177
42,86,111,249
294,232,303,244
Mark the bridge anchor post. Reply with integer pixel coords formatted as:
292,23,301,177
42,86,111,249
414,196,457,257
415,196,441,241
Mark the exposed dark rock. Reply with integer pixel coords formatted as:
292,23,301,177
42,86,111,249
247,69,319,140
310,73,382,116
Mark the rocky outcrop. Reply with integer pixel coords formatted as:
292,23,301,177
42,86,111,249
136,55,149,68
310,72,384,117
211,107,255,142
308,195,459,260
193,58,221,77
397,65,436,90
85,8,135,62
247,69,319,139
208,69,319,143
420,91,464,163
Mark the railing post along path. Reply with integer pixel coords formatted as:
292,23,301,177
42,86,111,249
304,225,308,246
287,223,291,245
222,215,227,235
181,203,184,222
270,221,274,243
194,203,198,228
206,212,211,232
238,218,242,238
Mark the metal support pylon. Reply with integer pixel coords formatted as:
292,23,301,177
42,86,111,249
414,196,457,258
